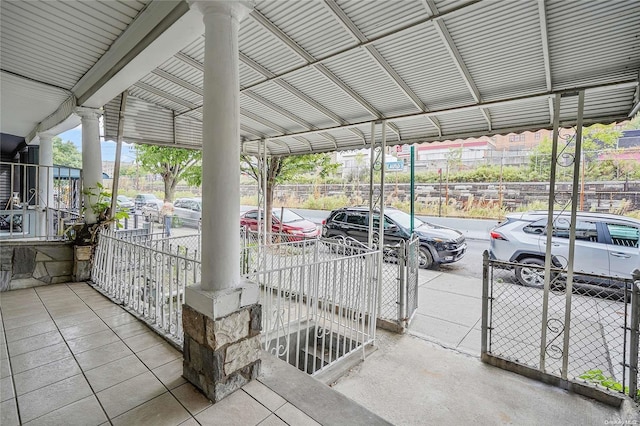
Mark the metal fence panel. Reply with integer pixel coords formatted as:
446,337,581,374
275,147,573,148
483,257,639,401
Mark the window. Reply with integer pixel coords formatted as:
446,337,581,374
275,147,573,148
523,219,547,235
508,134,525,143
332,212,346,223
372,214,395,229
534,132,541,141
245,211,258,220
346,213,367,226
606,223,639,247
524,218,598,241
551,219,597,241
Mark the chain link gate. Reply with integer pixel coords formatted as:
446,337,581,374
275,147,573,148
482,253,640,403
377,235,420,332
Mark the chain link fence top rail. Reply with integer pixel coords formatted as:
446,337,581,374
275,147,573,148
486,258,638,400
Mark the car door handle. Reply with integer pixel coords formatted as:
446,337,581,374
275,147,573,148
542,242,560,247
610,252,631,258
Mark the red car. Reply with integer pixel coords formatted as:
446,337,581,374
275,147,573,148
240,208,320,240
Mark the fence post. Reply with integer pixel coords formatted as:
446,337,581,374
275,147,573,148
630,281,639,401
398,242,406,329
481,250,490,356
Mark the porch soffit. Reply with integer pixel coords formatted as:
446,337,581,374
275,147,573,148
1,1,639,155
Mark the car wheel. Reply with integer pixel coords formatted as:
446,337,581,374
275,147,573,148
418,247,434,269
515,257,545,287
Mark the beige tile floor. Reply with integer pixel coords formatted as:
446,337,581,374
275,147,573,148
0,283,321,426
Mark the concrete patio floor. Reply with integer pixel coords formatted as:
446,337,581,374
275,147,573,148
1,280,638,425
0,282,387,426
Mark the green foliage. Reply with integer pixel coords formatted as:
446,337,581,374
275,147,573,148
240,153,338,186
240,153,339,228
52,137,82,168
579,369,640,398
82,182,129,224
623,113,640,130
302,194,350,210
528,124,623,178
66,183,129,246
135,144,202,201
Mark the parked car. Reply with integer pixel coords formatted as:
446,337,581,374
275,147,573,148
489,211,640,288
173,198,202,228
141,199,163,223
134,193,158,210
116,195,135,214
240,208,320,240
322,206,466,269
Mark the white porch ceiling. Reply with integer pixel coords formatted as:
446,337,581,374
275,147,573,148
1,0,639,156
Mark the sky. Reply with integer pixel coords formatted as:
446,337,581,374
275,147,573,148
59,125,137,163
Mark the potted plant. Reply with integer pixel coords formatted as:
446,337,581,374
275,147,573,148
68,183,129,280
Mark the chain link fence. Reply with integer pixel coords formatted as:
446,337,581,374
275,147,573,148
482,254,639,402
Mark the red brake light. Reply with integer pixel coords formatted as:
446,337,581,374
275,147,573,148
490,231,507,241
322,219,326,225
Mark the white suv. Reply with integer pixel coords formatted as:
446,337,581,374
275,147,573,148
489,211,640,288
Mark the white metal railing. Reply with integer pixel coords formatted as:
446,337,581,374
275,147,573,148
1,161,82,240
92,229,200,345
245,237,379,375
92,228,380,374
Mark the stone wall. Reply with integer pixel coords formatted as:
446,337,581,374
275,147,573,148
182,303,262,403
0,242,74,291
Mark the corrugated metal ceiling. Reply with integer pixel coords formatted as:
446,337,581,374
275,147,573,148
103,0,638,155
1,0,637,156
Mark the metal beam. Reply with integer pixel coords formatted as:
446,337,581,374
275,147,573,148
241,108,290,135
132,81,198,109
236,80,637,143
250,10,382,119
238,52,362,144
243,90,317,131
242,0,483,93
178,45,423,141
151,68,203,96
324,0,442,135
424,0,492,130
250,5,410,146
175,52,204,72
241,124,266,140
292,136,314,152
269,138,292,154
537,0,554,122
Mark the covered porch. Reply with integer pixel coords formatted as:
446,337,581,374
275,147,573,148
0,282,389,425
2,281,632,425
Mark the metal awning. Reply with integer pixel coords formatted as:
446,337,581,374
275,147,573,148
2,0,639,156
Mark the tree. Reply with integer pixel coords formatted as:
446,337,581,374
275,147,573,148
135,144,202,201
52,137,82,168
240,153,337,232
623,113,640,130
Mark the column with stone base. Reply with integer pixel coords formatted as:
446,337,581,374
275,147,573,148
182,282,261,402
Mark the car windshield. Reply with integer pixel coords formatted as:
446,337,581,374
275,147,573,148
117,195,129,202
273,209,304,224
385,210,424,229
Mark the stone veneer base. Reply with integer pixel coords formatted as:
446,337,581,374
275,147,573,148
182,301,262,403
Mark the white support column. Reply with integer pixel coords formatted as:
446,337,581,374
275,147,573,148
183,2,261,404
76,107,103,225
192,0,250,292
38,132,54,237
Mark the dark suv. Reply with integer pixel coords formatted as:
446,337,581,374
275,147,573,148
322,207,466,268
